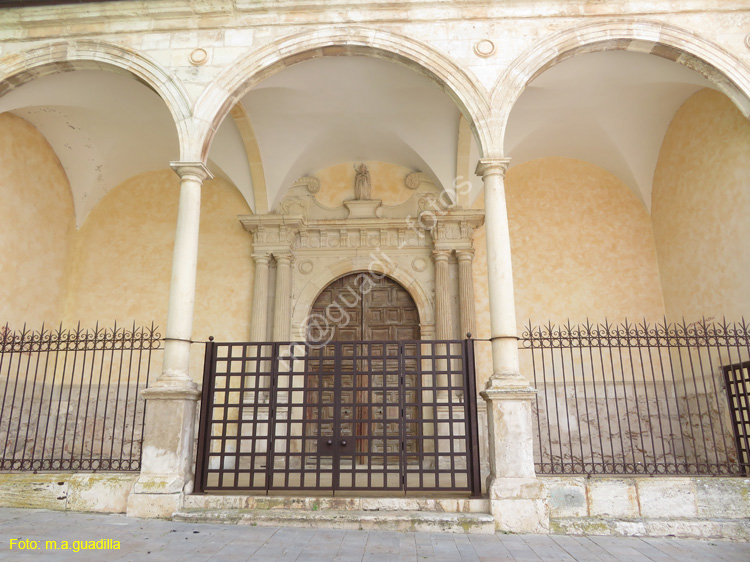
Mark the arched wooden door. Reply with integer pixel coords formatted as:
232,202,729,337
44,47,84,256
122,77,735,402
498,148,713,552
306,273,421,473
308,272,420,343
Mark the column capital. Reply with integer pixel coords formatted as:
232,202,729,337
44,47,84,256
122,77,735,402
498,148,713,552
274,252,293,266
251,252,271,265
475,158,511,178
432,249,452,263
455,248,475,262
170,161,214,182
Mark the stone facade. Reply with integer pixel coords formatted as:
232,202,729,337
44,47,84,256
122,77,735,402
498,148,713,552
0,0,749,537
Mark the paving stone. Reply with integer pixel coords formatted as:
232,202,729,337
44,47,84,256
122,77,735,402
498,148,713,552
0,508,749,561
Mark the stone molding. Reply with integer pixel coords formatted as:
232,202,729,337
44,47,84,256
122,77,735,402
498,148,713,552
475,158,511,178
425,210,485,252
240,172,485,343
169,161,213,182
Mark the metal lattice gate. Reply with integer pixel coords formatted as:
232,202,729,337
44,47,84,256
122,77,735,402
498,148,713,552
194,340,481,496
725,360,750,475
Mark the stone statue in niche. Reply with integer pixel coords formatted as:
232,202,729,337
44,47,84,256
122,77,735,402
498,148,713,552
353,163,372,200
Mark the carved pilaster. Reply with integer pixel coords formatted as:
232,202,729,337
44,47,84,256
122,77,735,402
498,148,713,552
432,249,453,341
456,249,476,338
272,253,293,341
250,253,271,342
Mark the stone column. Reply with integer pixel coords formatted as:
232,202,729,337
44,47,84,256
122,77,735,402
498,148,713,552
272,253,292,342
475,158,548,533
432,249,454,341
249,253,271,342
456,249,476,339
127,162,212,519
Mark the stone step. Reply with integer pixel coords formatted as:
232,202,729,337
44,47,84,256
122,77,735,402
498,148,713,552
173,508,496,534
182,494,490,514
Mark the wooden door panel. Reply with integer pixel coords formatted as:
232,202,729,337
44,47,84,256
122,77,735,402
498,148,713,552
307,273,421,462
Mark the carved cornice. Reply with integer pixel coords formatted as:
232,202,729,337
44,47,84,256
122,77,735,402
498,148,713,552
421,209,485,250
239,214,304,251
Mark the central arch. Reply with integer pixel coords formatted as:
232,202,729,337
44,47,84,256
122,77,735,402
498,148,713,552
192,26,496,164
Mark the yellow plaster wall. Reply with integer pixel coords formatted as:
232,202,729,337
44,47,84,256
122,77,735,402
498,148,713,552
65,170,254,381
652,89,750,321
470,156,666,334
470,157,666,384
506,157,666,325
0,113,75,328
312,161,417,207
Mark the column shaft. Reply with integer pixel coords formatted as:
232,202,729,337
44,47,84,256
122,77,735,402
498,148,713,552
433,250,453,340
475,159,521,381
272,254,292,341
456,249,476,339
160,162,212,385
249,254,270,342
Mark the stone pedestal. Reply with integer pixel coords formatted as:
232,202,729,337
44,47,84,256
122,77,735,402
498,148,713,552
344,199,382,218
127,384,200,518
481,381,549,533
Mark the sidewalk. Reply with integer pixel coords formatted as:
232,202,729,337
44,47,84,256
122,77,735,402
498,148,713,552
0,508,748,561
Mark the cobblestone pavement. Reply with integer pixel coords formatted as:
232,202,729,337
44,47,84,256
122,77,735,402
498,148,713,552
0,508,748,561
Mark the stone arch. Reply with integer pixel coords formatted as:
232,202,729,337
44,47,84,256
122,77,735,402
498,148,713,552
193,26,496,163
491,19,750,154
0,40,194,160
290,259,435,341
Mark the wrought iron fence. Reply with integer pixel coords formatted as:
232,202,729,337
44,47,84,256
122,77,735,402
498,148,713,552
0,323,161,471
522,318,750,476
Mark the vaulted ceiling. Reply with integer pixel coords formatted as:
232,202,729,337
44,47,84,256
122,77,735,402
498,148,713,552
0,50,717,224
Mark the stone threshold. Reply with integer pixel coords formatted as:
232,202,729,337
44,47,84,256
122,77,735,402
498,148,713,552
175,494,494,534
173,508,495,534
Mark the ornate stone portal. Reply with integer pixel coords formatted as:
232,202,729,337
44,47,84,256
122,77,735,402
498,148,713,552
239,171,485,346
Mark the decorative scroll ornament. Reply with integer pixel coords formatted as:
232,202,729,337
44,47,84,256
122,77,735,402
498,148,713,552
292,176,320,194
279,196,309,216
405,172,434,190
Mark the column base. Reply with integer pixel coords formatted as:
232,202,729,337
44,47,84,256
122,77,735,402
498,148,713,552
488,477,549,533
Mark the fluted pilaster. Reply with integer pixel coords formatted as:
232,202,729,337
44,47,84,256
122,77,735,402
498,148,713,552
272,254,293,341
249,253,270,342
456,249,476,338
